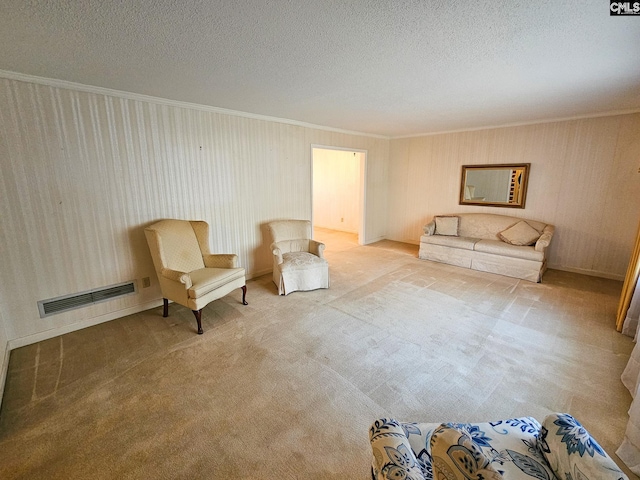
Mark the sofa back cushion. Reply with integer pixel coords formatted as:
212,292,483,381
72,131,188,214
457,214,546,240
430,424,503,479
398,417,556,480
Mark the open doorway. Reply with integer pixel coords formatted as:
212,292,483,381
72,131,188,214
311,146,366,246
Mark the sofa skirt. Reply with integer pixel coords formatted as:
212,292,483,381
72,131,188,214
419,243,545,282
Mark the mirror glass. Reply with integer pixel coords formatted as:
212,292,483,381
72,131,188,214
459,163,530,208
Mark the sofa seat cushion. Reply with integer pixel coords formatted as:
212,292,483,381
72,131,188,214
280,252,327,272
420,234,480,250
474,239,544,261
188,267,246,299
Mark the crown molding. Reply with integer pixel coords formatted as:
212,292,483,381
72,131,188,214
391,108,640,139
0,69,389,140
3,69,638,141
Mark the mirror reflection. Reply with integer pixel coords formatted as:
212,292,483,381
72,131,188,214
460,163,530,208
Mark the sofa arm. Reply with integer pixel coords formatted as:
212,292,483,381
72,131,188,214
203,254,238,268
160,268,192,289
423,221,436,236
309,240,326,259
369,418,426,480
539,413,628,480
535,225,555,252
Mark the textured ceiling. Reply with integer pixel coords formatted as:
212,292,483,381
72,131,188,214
1,0,639,137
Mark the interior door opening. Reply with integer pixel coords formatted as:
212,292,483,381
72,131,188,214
311,146,366,246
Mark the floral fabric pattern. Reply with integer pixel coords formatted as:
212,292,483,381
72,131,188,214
551,413,605,457
369,414,627,480
369,418,428,480
539,413,627,480
430,424,503,479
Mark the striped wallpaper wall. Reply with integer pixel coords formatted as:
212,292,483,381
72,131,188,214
1,73,638,358
387,114,640,279
0,78,389,345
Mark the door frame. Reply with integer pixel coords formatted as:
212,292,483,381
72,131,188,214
311,145,367,245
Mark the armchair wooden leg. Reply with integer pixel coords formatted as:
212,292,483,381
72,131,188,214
192,309,204,335
241,285,248,305
163,298,169,317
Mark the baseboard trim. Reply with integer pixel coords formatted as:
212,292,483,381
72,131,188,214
246,269,271,280
548,264,625,281
363,235,386,245
313,225,358,235
8,299,165,350
7,275,270,351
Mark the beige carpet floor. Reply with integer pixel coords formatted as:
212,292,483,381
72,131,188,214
0,229,636,479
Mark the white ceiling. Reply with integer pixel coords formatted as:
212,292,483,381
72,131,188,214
1,0,639,137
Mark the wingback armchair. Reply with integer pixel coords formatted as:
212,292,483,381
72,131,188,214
267,220,329,295
144,219,247,334
369,413,627,480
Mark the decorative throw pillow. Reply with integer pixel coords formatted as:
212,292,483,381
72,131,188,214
498,221,540,246
434,216,459,236
539,413,628,480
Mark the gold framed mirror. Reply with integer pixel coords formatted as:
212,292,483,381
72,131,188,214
459,163,530,208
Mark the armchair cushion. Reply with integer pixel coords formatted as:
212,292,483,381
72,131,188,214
187,267,246,299
279,252,326,272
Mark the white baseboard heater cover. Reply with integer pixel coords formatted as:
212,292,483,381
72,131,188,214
37,281,137,318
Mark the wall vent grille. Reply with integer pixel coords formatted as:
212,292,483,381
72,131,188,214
37,281,137,318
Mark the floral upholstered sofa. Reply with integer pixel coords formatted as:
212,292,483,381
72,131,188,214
419,213,554,282
369,413,627,480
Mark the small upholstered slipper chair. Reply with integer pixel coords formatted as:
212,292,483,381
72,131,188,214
267,220,329,295
144,219,247,334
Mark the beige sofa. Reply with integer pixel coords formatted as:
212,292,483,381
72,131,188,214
419,213,554,282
